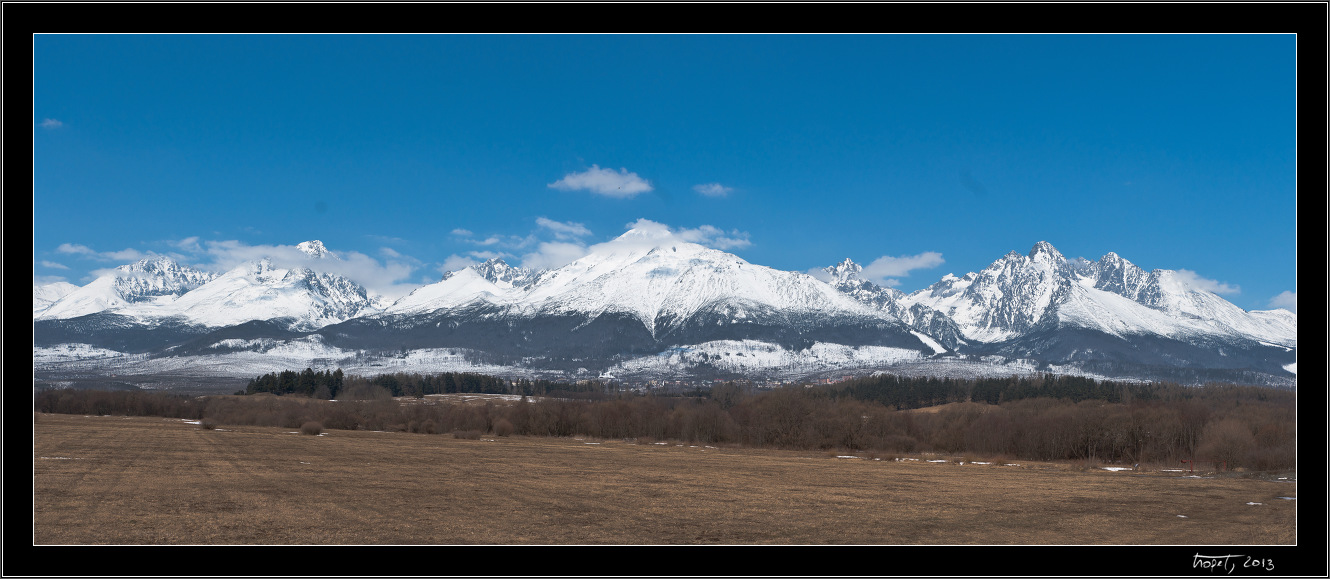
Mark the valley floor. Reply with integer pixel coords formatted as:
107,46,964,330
32,414,1297,554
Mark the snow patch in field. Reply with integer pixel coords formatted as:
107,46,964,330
609,339,923,378
1282,362,1296,374
1102,467,1132,471
33,344,134,363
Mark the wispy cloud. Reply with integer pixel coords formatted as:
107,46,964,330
674,224,751,250
1267,290,1296,312
536,217,592,240
549,165,653,198
520,241,590,270
39,118,63,129
692,183,733,197
812,252,945,286
56,243,148,262
1174,269,1240,295
441,254,480,273
40,260,70,270
450,229,473,237
614,218,754,252
863,252,945,280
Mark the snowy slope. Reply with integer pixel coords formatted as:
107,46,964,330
33,282,79,315
820,258,965,349
158,258,377,330
903,242,1070,342
35,242,377,330
37,257,217,320
387,266,510,315
905,241,1297,348
385,227,904,337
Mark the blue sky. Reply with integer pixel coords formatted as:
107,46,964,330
34,34,1297,311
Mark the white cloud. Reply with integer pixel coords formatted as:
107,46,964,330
520,241,590,270
380,247,403,259
39,118,63,129
862,252,945,282
467,250,511,261
692,183,733,197
611,219,753,252
536,217,592,240
56,243,148,262
1267,290,1296,312
441,254,480,273
450,229,473,237
40,260,69,270
548,165,653,198
56,243,94,256
173,237,203,254
1174,269,1240,295
675,224,752,250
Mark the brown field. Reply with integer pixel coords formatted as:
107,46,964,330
32,413,1296,546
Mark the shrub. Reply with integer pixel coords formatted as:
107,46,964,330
452,430,481,439
493,418,514,437
200,418,218,430
301,421,324,435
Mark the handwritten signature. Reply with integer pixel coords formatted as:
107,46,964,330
1193,554,1275,573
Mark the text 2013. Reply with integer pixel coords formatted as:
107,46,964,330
1193,554,1275,573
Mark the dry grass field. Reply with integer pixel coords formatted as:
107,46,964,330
32,413,1296,546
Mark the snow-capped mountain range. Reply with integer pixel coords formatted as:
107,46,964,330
33,233,1296,386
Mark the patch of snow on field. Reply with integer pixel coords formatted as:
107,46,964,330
1102,467,1132,471
33,344,136,363
1282,362,1296,374
1246,502,1263,506
1278,497,1296,500
609,339,923,378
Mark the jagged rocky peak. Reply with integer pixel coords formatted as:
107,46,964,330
472,257,538,289
1027,240,1066,263
823,258,864,285
121,255,180,273
296,240,337,259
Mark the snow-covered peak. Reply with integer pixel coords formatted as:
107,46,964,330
903,243,1072,341
161,258,374,329
33,282,79,315
471,258,540,289
296,240,337,260
37,256,218,319
1027,241,1066,266
822,258,864,285
1089,251,1149,300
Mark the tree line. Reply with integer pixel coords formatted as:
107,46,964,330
38,372,1297,471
